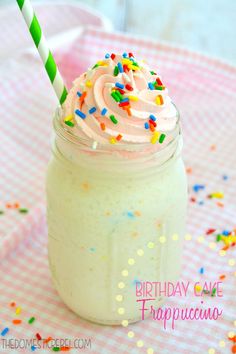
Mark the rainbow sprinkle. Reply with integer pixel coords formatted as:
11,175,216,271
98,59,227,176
89,107,96,114
75,109,86,119
110,115,118,124
101,108,107,116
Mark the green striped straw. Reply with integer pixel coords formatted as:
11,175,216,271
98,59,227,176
16,0,68,105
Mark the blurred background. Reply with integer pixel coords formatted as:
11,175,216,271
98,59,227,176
1,0,235,63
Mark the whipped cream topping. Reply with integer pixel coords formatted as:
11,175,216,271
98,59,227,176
62,53,179,150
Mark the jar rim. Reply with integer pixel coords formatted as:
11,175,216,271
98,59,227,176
53,104,181,154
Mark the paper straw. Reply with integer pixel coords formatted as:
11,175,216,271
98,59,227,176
16,0,68,105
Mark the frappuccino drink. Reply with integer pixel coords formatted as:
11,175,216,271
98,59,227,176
46,53,187,324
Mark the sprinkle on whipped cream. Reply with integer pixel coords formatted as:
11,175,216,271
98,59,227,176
62,53,179,147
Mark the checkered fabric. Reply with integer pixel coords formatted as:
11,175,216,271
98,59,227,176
0,2,235,354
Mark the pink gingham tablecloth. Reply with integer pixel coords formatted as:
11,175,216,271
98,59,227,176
0,2,236,354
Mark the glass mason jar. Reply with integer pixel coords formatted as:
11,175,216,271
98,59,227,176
46,107,187,325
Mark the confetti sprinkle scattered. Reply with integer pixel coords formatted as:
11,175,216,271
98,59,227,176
36,333,42,340
208,192,224,199
19,208,28,214
199,267,204,274
206,229,216,235
28,317,35,324
12,319,22,325
15,307,21,315
193,184,205,193
1,328,9,336
31,346,37,352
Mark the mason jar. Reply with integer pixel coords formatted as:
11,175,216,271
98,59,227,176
46,106,187,325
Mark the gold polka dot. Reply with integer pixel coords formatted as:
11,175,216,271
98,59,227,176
209,242,216,249
128,258,135,265
118,282,125,289
219,340,225,347
122,269,129,277
185,234,192,241
136,340,144,347
172,234,179,241
115,295,123,302
197,236,204,243
229,259,236,266
117,307,125,315
159,236,166,243
137,249,144,256
147,349,154,354
219,250,226,257
208,348,215,354
147,242,155,249
128,331,134,338
228,331,235,338
121,320,129,327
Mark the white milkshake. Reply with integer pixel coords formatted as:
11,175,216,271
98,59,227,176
46,53,187,324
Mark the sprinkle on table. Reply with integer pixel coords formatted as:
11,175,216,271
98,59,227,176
199,267,204,274
36,333,42,340
1,328,9,336
28,317,35,324
208,192,224,199
193,184,205,193
12,319,22,325
100,122,106,131
19,208,29,214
